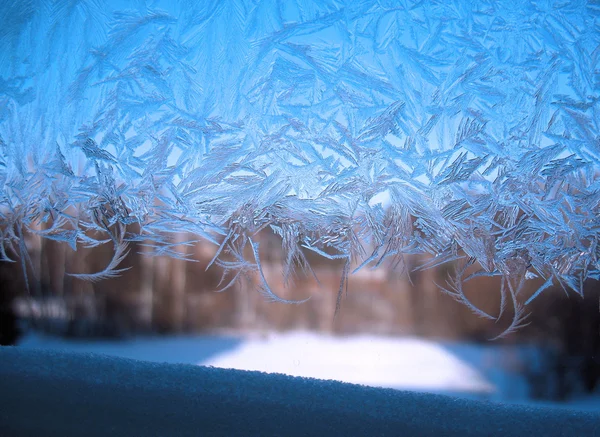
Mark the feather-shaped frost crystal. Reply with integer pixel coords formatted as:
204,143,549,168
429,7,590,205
0,0,598,338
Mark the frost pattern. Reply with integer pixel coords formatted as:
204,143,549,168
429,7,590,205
0,0,599,337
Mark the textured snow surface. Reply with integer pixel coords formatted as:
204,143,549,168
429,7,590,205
18,331,499,395
1,347,599,437
1,1,600,327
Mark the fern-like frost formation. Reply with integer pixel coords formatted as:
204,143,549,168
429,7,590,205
0,0,598,337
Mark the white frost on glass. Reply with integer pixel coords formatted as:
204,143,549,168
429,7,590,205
0,0,598,336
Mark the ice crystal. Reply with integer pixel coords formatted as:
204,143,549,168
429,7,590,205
0,0,599,337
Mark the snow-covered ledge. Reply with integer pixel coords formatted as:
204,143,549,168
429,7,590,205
1,348,598,437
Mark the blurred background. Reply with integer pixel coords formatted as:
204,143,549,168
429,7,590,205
1,224,599,410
